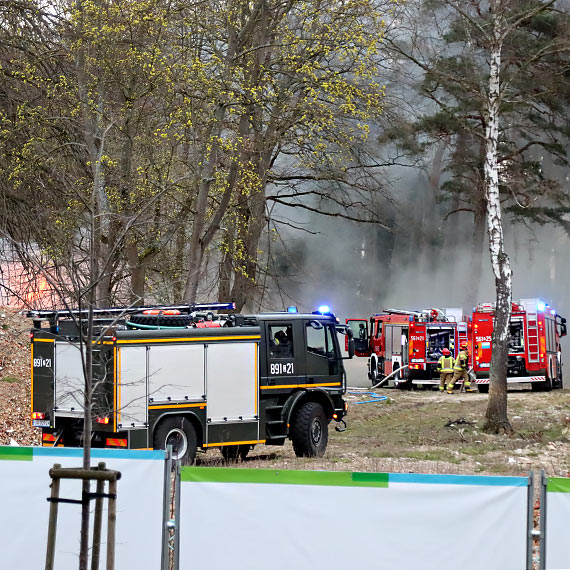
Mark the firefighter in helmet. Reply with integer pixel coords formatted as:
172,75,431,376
447,342,474,393
437,348,454,392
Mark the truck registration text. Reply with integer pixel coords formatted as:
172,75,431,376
33,357,52,368
270,362,294,375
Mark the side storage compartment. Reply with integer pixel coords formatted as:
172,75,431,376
117,346,148,429
205,342,259,446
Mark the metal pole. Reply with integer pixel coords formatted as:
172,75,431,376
174,460,181,570
539,470,547,570
106,476,118,570
161,446,173,570
91,462,106,570
45,463,61,570
526,470,534,570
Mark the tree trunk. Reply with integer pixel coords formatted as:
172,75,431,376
483,23,512,433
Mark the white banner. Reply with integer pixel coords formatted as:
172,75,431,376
545,477,570,570
179,469,529,570
0,447,165,569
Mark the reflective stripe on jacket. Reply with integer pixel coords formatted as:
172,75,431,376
454,350,469,371
437,356,454,373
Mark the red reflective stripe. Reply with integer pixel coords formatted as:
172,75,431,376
106,438,127,447
43,434,56,441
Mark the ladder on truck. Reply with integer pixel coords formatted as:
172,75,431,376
526,310,540,364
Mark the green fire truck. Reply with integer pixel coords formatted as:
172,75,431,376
29,304,353,462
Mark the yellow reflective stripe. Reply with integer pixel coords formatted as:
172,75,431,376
34,338,54,343
203,440,265,448
116,335,260,344
260,382,341,390
30,343,34,426
148,403,205,410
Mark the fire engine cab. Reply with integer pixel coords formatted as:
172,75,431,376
347,308,468,388
471,298,566,392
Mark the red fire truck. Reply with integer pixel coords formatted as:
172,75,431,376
347,308,468,388
470,298,567,393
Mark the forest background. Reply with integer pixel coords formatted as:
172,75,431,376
0,0,569,330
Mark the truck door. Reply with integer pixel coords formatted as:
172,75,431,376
345,319,371,356
473,317,493,373
265,320,304,388
305,319,342,387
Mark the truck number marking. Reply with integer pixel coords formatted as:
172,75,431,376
476,336,492,342
270,362,294,375
410,336,424,341
33,357,53,368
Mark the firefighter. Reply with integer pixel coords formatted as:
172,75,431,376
437,348,454,392
447,342,474,393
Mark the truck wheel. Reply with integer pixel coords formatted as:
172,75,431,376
154,417,197,464
477,384,489,394
290,402,328,458
531,377,552,392
220,445,250,462
369,355,378,384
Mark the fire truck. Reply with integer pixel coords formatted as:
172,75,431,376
470,298,567,393
346,308,468,388
29,303,353,462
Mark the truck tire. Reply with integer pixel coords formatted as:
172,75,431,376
129,314,192,327
220,445,250,462
369,355,378,384
531,377,553,392
154,417,197,464
290,401,328,458
477,384,489,394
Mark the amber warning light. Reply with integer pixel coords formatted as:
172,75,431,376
31,412,45,420
96,417,110,425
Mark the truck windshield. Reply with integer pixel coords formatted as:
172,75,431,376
306,322,338,358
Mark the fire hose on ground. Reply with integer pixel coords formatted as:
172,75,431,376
347,364,410,391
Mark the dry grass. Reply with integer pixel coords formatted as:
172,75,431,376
197,388,570,477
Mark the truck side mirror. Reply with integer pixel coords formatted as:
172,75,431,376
348,337,355,358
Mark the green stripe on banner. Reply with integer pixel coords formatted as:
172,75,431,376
181,467,389,488
0,447,33,461
547,477,570,493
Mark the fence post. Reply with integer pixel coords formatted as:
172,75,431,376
161,446,173,570
45,463,61,570
91,462,106,570
174,459,181,570
526,470,534,570
106,476,118,570
539,470,547,570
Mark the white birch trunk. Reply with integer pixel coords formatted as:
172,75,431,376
483,10,512,432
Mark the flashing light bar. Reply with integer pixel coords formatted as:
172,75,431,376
317,305,331,314
537,302,546,312
287,306,298,313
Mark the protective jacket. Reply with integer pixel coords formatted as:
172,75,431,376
437,355,454,373
454,350,469,371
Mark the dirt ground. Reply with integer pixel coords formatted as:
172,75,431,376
1,306,568,477
199,387,570,477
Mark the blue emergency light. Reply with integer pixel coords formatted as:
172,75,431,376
537,302,546,312
317,305,331,314
287,306,298,313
